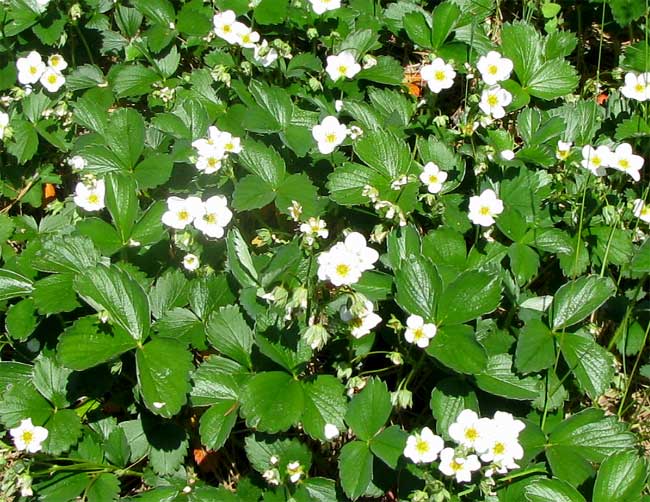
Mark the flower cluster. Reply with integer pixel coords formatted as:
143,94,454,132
16,51,67,93
580,143,644,181
621,72,650,101
192,126,241,175
213,10,279,67
262,456,304,486
317,232,378,286
10,418,49,453
73,178,106,212
162,195,233,239
404,410,525,483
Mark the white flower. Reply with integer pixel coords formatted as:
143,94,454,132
161,196,205,230
213,10,239,44
47,54,68,72
234,23,260,48
468,189,504,227
263,468,281,486
10,418,48,453
420,58,456,93
340,300,382,338
403,427,444,464
312,115,348,154
73,179,105,212
16,51,46,85
219,131,242,154
182,254,200,271
556,140,572,160
500,149,515,161
325,51,361,81
448,409,492,452
196,152,224,174
438,448,481,483
0,111,8,140
476,51,513,86
300,217,328,244
347,125,363,140
610,143,643,181
334,99,344,112
67,155,86,171
580,145,611,177
404,314,437,348
620,72,650,101
480,412,525,468
253,40,279,67
317,232,378,286
39,68,65,93
362,55,377,69
633,199,650,223
286,461,303,483
193,195,233,238
324,423,340,440
479,86,512,119
309,0,341,15
419,162,448,194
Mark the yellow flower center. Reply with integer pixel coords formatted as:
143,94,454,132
29,66,38,75
208,157,218,167
338,65,348,75
493,442,505,455
557,150,569,159
618,159,629,169
592,156,601,166
21,431,33,444
635,83,645,92
87,194,99,204
641,207,650,217
223,25,231,32
205,213,216,224
465,427,478,440
325,133,337,143
487,94,499,106
450,459,463,471
225,142,234,151
413,328,425,340
415,438,430,454
435,70,446,81
488,65,498,75
428,174,439,184
350,318,363,328
479,206,490,216
178,210,190,221
48,74,57,84
336,263,350,276
242,34,251,43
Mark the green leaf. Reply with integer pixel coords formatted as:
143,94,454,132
526,59,579,100
354,130,411,179
67,65,106,92
301,375,347,441
0,269,33,301
357,56,404,85
144,418,189,475
76,218,122,256
501,22,543,86
430,378,479,439
345,378,392,441
206,305,253,368
249,81,292,129
475,354,540,400
0,382,51,428
403,12,433,49
33,355,73,409
112,64,160,98
550,275,616,331
254,0,288,24
57,316,137,371
7,118,39,164
395,255,440,320
326,162,386,206
430,2,460,49
131,201,167,247
515,319,555,374
560,330,615,399
238,140,286,188
232,175,275,211
5,298,38,341
370,425,408,469
275,173,323,219
426,324,488,374
33,273,80,315
188,275,235,321
524,478,587,502
136,337,193,418
240,372,304,433
135,154,173,189
437,271,501,325
199,400,238,450
75,265,151,342
226,228,259,288
631,238,650,273
509,243,540,284
104,172,139,243
42,409,83,455
86,473,121,502
33,235,102,274
191,356,247,406
105,108,145,169
132,0,175,24
339,441,373,500
593,451,647,502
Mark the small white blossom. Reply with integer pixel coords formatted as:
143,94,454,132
556,140,572,160
340,300,382,338
195,153,223,174
309,0,341,15
39,68,65,93
324,423,340,440
325,51,361,81
234,23,260,48
362,55,377,69
476,51,513,86
468,189,504,227
347,125,363,140
419,162,447,194
312,115,348,154
403,427,444,464
438,448,481,483
580,145,611,177
448,409,492,452
182,254,200,271
404,314,437,348
334,99,344,112
73,179,105,211
633,199,650,223
47,54,67,72
161,196,205,230
286,461,303,483
420,58,455,93
253,40,279,67
0,111,8,140
620,72,650,101
500,149,515,161
288,200,303,221
67,155,86,171
300,217,328,244
193,195,233,238
10,418,48,453
16,51,46,85
263,468,281,486
213,10,240,44
610,143,643,181
479,86,512,119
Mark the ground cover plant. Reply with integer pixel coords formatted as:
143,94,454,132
1,0,650,500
